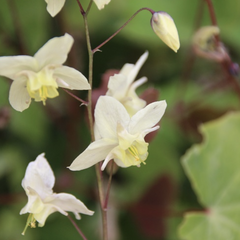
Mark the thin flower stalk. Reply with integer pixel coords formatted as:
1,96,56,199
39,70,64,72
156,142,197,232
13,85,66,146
92,8,154,53
76,1,108,239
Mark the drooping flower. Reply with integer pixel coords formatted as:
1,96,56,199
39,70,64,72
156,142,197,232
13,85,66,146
151,12,180,52
20,153,94,235
0,33,90,112
69,96,167,171
106,51,149,116
192,26,227,62
45,0,66,17
94,0,111,10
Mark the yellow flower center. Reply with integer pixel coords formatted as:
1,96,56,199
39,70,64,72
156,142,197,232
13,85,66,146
26,70,59,105
127,145,146,164
116,123,148,167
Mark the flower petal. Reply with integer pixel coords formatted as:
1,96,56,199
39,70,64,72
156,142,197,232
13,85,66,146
124,77,147,116
21,153,55,198
20,187,45,215
121,51,148,85
0,56,37,79
94,96,130,140
69,139,117,171
129,100,167,134
93,0,111,10
45,0,66,17
34,33,73,69
50,193,94,218
54,66,90,90
107,74,128,100
9,77,31,112
107,51,148,100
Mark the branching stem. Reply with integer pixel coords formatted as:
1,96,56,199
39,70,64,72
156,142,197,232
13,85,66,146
92,7,154,53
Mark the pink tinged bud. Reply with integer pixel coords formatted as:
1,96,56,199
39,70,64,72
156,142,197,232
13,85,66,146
151,12,180,53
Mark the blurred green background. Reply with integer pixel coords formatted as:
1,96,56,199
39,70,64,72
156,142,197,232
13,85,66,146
0,0,240,239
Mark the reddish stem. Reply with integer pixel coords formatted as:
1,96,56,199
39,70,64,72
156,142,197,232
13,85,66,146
63,88,88,105
92,8,154,53
68,215,88,240
76,0,85,15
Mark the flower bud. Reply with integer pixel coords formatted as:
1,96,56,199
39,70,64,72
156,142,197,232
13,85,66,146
151,12,180,52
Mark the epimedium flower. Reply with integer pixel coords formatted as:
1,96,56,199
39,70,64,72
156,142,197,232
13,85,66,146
20,153,94,235
0,33,90,112
69,96,167,171
45,0,66,17
106,51,149,116
151,11,180,52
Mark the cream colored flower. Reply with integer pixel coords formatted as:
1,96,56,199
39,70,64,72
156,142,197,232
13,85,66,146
20,153,94,235
151,12,180,52
69,96,167,171
106,52,148,116
45,0,66,17
0,34,90,111
94,0,111,10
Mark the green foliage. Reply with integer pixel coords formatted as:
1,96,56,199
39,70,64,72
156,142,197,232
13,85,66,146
179,112,240,240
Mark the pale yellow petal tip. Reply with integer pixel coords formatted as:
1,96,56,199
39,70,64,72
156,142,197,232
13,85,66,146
151,12,180,53
94,0,111,10
45,0,66,17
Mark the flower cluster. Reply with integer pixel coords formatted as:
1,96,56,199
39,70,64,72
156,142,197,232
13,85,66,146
0,0,180,235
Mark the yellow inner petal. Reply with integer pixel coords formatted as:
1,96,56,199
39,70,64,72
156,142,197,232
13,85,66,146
27,70,59,105
116,124,148,167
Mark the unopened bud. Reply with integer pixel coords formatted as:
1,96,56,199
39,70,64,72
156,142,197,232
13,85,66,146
151,12,180,52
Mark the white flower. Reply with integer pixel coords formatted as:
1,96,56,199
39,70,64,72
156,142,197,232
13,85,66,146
20,153,94,235
106,52,148,116
151,12,180,52
44,0,111,16
45,0,66,17
0,33,90,112
69,96,167,171
94,0,111,10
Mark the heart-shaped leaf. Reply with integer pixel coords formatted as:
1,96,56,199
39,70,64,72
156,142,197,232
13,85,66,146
179,112,240,240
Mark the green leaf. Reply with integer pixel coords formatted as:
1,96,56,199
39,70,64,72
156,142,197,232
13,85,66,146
179,112,240,240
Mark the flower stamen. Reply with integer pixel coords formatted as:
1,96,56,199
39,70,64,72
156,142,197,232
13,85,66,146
22,213,36,235
127,145,146,164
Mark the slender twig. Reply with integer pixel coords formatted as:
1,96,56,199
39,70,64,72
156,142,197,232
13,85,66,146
76,0,109,238
86,0,94,15
204,0,220,44
204,0,240,102
92,7,154,53
68,215,88,240
103,161,114,209
63,89,88,105
76,0,85,15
